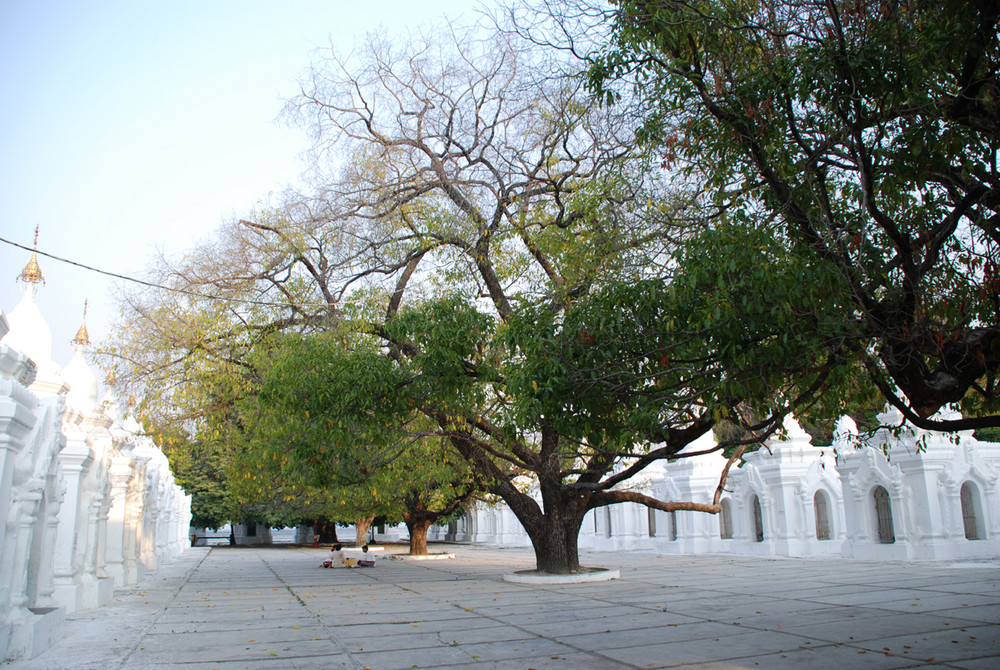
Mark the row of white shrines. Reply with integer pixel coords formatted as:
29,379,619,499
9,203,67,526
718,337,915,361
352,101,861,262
1,261,192,662
431,410,1000,561
3,251,1000,661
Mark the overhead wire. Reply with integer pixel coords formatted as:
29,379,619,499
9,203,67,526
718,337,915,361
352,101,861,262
0,233,377,309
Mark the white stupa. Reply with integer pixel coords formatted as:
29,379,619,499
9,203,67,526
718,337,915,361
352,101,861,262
0,229,66,395
63,301,100,412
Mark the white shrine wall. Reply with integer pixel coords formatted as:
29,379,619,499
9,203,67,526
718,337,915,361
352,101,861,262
0,315,66,660
838,408,1000,560
661,433,731,555
454,411,1000,567
0,337,38,659
726,416,846,557
0,309,192,663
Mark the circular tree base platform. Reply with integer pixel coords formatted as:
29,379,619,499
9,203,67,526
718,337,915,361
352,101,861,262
389,553,456,561
503,568,620,584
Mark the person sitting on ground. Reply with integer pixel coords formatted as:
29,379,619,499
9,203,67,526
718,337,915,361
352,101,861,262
323,544,347,568
357,544,376,567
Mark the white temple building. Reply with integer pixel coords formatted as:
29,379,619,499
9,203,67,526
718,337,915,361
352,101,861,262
1,244,191,662
432,414,1000,564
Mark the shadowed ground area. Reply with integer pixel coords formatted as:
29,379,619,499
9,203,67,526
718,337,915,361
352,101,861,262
7,545,999,669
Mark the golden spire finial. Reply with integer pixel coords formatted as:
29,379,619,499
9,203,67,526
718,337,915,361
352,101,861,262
17,226,45,286
72,300,90,346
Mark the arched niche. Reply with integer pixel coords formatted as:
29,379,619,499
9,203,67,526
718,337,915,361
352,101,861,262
751,495,765,542
960,481,986,541
719,498,734,540
873,485,895,544
814,490,832,541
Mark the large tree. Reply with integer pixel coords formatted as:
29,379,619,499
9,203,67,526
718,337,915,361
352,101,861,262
580,0,1000,430
105,25,825,574
277,28,765,573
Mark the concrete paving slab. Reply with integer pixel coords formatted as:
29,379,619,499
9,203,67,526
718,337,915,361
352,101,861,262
755,610,976,643
773,583,904,600
350,643,477,669
440,625,545,646
552,620,745,651
721,604,873,631
490,604,641,625
948,658,1000,670
665,595,835,621
591,629,835,668
135,658,357,670
130,632,348,665
343,617,503,640
448,637,577,663
148,615,324,635
434,651,628,670
852,626,1000,664
681,644,933,670
931,604,1000,624
524,610,702,637
873,593,1000,614
5,545,1000,669
338,630,457,654
795,587,932,607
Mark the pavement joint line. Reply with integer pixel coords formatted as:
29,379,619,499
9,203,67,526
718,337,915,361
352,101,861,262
314,557,651,668
435,583,656,669
113,545,213,669
442,565,999,668
308,560,588,666
688,610,1000,666
256,550,367,670
434,603,648,670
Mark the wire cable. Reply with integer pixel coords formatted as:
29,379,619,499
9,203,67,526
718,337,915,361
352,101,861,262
0,234,349,309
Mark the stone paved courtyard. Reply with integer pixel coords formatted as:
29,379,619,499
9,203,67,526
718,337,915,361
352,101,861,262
7,545,999,669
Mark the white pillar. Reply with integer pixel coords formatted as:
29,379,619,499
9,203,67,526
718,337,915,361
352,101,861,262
50,424,91,612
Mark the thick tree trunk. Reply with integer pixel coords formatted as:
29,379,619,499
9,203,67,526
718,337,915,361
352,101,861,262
354,515,374,547
522,427,592,573
499,459,590,573
518,494,589,574
405,517,433,555
313,519,339,544
447,428,593,574
524,515,587,573
501,505,588,573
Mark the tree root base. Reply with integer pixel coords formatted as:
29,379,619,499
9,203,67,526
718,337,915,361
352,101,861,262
503,567,620,584
390,553,456,561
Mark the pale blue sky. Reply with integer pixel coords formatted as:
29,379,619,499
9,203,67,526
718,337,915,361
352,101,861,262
1,0,485,368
